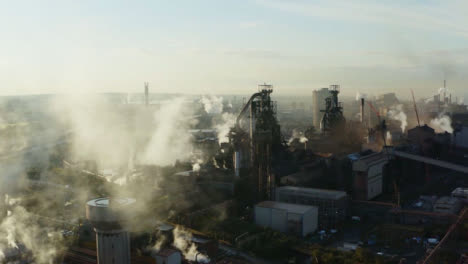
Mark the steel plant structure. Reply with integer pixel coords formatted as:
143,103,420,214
230,84,283,201
320,84,346,133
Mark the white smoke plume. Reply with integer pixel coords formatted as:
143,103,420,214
430,114,453,133
201,96,223,114
288,129,308,145
139,98,195,166
388,104,408,133
0,195,64,263
172,227,210,263
355,92,367,101
192,159,202,172
216,113,236,144
51,95,195,173
438,87,449,94
386,131,392,145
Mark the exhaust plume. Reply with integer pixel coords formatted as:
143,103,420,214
215,113,236,144
201,96,223,114
388,104,408,133
355,92,367,101
430,114,453,133
172,227,210,263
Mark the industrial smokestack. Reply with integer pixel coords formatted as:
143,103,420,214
438,94,441,112
443,80,446,104
144,82,149,106
360,98,365,124
450,94,452,104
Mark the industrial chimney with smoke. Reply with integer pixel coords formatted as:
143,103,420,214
86,197,136,264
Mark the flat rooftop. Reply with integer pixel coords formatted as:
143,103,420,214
435,196,460,206
256,201,317,214
452,187,468,196
276,186,347,200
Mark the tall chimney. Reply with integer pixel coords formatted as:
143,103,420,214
443,80,446,104
144,82,149,106
360,98,365,124
449,94,452,104
438,94,441,112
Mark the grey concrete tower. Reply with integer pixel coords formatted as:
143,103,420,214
86,197,136,264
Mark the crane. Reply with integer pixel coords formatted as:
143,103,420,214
411,89,421,126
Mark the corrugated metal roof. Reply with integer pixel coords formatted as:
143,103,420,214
256,201,317,214
276,186,347,200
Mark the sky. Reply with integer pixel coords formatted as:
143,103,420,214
0,0,467,98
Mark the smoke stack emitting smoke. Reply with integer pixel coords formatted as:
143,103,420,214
388,104,408,133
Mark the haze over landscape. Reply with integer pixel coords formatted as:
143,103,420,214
0,0,467,99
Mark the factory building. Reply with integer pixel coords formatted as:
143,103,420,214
86,197,135,264
312,88,330,129
454,126,468,149
351,152,389,200
154,248,181,264
407,125,435,146
275,186,347,228
434,196,462,214
254,201,318,237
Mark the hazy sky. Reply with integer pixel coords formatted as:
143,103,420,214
0,0,467,98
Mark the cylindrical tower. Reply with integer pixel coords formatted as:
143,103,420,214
86,197,136,264
360,98,365,124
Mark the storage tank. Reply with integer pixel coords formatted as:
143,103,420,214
86,197,136,264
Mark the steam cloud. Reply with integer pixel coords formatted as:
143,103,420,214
172,227,210,263
216,113,236,144
201,96,223,114
355,92,367,101
288,129,308,145
388,104,408,133
386,131,392,145
52,95,196,174
430,114,453,133
0,195,64,263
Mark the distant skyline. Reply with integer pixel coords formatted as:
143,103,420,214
0,0,467,99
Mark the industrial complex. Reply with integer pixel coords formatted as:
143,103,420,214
1,80,468,264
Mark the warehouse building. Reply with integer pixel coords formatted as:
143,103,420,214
254,201,318,237
275,186,347,228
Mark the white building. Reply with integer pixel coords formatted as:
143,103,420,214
254,201,318,237
275,186,348,228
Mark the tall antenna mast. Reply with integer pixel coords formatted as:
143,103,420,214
144,82,149,106
411,89,421,127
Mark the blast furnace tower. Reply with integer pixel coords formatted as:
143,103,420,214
320,84,345,133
